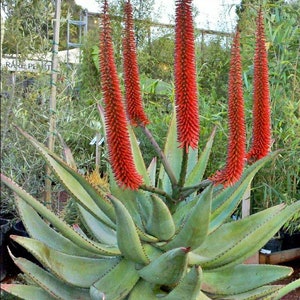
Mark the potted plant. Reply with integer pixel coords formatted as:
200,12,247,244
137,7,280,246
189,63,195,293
1,0,299,299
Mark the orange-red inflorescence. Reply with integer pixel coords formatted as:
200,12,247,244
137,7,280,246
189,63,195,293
99,0,143,190
246,8,271,163
123,1,149,127
174,0,200,152
210,31,246,187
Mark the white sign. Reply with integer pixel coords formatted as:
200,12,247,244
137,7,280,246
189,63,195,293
1,58,52,73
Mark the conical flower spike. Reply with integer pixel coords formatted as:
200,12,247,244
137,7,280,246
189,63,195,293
174,0,200,152
210,31,246,187
123,1,150,127
246,8,271,162
99,0,142,190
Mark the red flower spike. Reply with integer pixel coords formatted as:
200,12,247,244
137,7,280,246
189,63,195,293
123,1,149,127
210,31,246,187
99,0,143,190
174,0,200,152
246,8,271,163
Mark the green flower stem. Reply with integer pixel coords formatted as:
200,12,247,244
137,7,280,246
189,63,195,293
139,125,178,188
139,184,175,203
180,179,212,198
171,150,189,201
178,150,188,188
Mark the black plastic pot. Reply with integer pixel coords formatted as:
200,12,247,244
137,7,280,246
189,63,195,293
8,221,43,269
262,237,283,253
8,220,30,258
1,219,43,279
282,232,300,250
0,218,11,281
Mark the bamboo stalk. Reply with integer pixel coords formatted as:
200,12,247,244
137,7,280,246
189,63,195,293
44,0,61,209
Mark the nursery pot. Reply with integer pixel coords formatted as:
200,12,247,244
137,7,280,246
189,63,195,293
0,218,11,281
9,220,30,258
8,220,42,275
262,237,283,253
282,232,300,250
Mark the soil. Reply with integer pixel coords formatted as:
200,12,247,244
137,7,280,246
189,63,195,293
276,259,300,300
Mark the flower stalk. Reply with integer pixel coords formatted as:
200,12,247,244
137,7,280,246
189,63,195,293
246,7,271,163
210,31,246,187
123,1,150,127
174,0,200,153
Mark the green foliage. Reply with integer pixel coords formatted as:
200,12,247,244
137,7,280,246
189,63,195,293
2,0,84,54
139,33,175,81
197,36,231,102
0,67,102,216
2,0,54,55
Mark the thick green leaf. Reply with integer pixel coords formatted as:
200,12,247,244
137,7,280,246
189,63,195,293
11,256,91,299
1,174,120,256
15,195,104,257
202,264,292,295
109,168,158,242
138,247,189,285
109,195,149,264
128,280,162,300
209,151,281,233
78,204,117,245
163,266,203,300
172,192,205,229
157,112,198,199
1,284,55,300
194,201,300,270
146,194,176,241
147,157,157,186
211,285,283,300
90,259,139,300
272,279,300,300
143,243,164,261
16,126,116,226
109,167,144,229
11,235,120,288
158,113,182,194
185,127,216,187
163,185,212,250
128,125,151,185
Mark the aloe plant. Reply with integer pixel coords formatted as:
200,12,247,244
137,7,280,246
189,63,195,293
1,1,300,299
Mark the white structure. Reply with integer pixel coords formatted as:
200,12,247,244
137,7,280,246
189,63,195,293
1,48,81,73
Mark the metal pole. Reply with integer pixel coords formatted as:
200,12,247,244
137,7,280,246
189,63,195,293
45,0,61,209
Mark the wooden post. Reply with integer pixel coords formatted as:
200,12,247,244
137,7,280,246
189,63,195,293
44,0,61,209
242,184,259,264
242,184,251,218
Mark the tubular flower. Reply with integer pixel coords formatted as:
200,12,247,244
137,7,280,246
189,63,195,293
123,1,149,127
174,0,200,152
246,8,271,163
99,0,143,190
210,31,246,187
